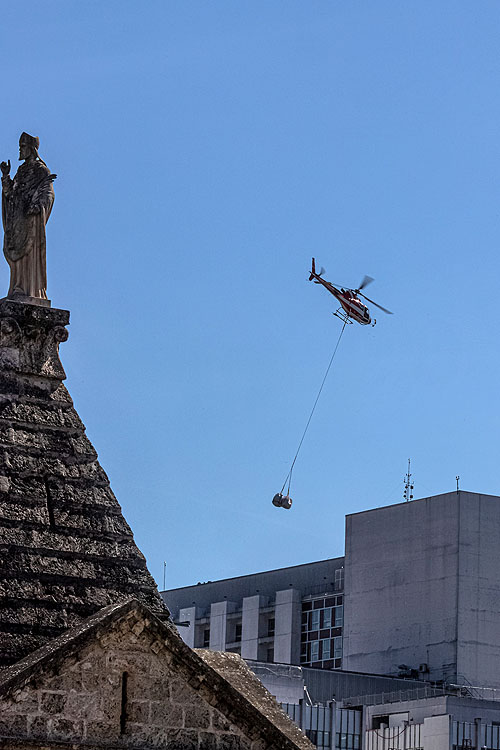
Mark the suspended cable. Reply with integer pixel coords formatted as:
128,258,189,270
280,319,348,497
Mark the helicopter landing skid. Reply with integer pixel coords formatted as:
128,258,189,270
333,309,353,324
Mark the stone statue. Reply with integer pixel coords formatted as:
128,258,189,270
1,133,56,302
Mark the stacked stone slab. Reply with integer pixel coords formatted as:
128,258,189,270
0,299,167,667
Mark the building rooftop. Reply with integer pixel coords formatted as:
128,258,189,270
162,556,344,613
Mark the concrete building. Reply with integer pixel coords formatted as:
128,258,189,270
281,688,500,750
163,491,500,690
163,557,345,669
343,491,500,687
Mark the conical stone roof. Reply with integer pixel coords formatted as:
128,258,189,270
0,299,168,667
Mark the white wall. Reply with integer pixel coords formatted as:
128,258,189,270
343,493,461,679
274,588,301,665
344,491,500,685
456,493,500,688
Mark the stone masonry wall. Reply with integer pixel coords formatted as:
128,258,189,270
0,607,270,750
0,300,167,667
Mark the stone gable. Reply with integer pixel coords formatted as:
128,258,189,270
0,600,313,750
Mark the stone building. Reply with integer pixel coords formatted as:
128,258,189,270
0,298,312,750
0,599,311,749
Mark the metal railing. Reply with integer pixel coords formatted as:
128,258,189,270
343,682,500,708
366,723,423,750
343,685,447,707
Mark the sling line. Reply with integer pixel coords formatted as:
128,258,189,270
281,319,348,496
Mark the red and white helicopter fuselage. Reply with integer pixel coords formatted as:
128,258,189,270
309,258,373,325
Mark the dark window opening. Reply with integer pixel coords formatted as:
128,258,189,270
120,672,128,735
203,629,210,647
268,618,275,637
235,623,242,642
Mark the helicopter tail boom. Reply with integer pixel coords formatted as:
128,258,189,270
309,257,316,281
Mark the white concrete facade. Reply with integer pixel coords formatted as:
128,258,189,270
163,558,344,668
343,491,500,687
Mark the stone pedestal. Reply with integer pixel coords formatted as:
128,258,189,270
0,293,51,308
0,299,69,385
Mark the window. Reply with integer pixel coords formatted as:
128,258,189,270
311,610,320,630
268,618,275,637
323,607,332,628
235,623,242,642
334,636,343,659
203,629,210,647
267,647,274,663
334,605,343,627
335,567,344,591
301,596,343,669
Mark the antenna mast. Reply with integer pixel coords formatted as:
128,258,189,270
403,459,414,502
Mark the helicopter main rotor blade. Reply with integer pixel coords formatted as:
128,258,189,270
358,291,393,315
358,275,374,291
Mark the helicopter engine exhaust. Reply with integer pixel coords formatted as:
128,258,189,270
272,493,292,510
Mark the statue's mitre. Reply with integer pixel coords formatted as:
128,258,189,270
19,132,40,150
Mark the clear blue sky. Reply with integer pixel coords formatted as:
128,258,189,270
1,2,499,588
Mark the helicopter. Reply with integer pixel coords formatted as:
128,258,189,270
309,257,392,325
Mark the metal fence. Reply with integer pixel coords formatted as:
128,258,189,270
452,721,500,750
343,686,448,707
281,702,361,750
366,723,423,750
344,683,500,709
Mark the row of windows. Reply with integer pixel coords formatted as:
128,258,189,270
337,733,361,749
233,618,274,643
301,657,342,670
302,605,343,631
302,595,343,611
301,636,343,663
201,616,275,647
305,725,361,749
301,627,342,643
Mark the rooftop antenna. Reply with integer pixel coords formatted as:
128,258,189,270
456,475,460,493
163,561,167,591
403,459,414,502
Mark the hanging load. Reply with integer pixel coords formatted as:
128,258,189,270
272,493,292,510
272,258,393,510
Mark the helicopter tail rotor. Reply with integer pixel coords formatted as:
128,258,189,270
309,257,326,281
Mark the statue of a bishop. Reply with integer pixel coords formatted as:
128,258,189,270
1,133,56,301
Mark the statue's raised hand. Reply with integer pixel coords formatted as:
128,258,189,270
0,160,10,177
